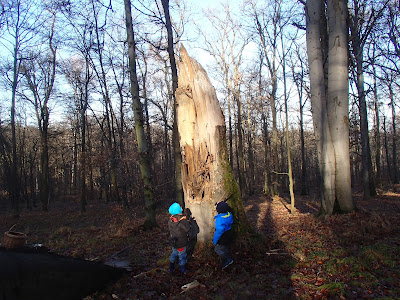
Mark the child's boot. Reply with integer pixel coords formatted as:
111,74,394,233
180,264,187,275
222,258,233,270
169,262,175,273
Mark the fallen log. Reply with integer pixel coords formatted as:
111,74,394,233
0,246,126,300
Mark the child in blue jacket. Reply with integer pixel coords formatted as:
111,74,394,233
213,201,234,270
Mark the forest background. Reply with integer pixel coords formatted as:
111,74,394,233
1,0,400,299
1,0,399,214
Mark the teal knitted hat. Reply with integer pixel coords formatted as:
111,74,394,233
169,202,182,215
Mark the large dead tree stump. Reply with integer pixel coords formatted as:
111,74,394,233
175,45,250,243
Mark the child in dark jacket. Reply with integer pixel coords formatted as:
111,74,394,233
168,202,190,274
213,201,234,270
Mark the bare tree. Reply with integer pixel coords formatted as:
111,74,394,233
289,44,309,195
63,55,93,212
161,0,183,206
249,0,282,197
348,0,387,199
124,0,157,228
20,8,57,211
199,4,249,197
1,0,42,216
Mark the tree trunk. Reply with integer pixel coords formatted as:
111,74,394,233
390,86,398,183
262,110,270,197
292,57,308,195
161,0,183,207
246,95,255,196
11,33,20,218
306,0,356,214
373,76,381,183
355,49,376,199
228,95,234,169
176,45,251,243
349,0,377,199
327,0,354,212
306,0,337,215
383,116,391,180
80,103,87,213
40,123,49,212
281,39,295,214
124,0,156,228
235,82,247,198
270,71,279,197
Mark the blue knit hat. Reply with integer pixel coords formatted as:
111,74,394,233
169,202,182,215
216,201,229,213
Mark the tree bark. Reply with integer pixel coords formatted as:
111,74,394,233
383,116,391,180
235,77,247,198
373,64,381,183
281,37,295,214
306,0,336,214
124,0,157,228
161,0,183,207
10,23,20,217
291,51,308,195
389,85,398,183
327,0,354,212
306,0,356,215
175,45,251,243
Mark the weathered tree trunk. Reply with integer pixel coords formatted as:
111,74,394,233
175,45,251,243
124,0,157,228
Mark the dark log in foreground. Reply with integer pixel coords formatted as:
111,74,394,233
0,246,126,300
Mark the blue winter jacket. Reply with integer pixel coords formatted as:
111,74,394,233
213,212,233,245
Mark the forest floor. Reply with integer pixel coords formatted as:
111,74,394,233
1,188,400,300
